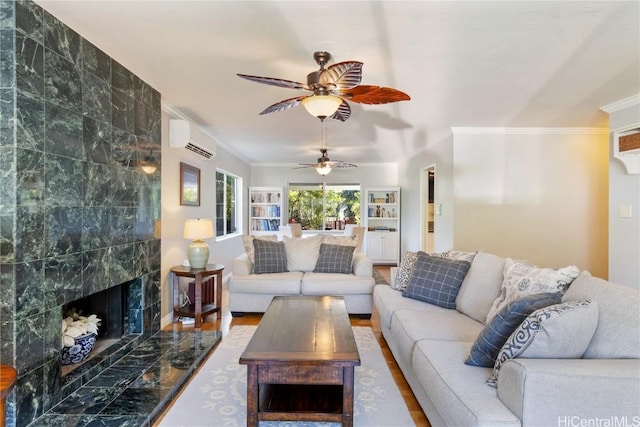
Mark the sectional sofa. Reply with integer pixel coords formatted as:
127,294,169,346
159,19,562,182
228,234,375,317
374,250,640,427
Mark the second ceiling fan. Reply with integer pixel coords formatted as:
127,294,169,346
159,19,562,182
238,51,410,122
294,148,357,176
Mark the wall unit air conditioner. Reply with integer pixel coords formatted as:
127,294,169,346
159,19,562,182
169,119,216,160
613,127,640,174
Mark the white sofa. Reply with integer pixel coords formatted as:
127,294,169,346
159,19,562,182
374,251,640,427
228,235,375,317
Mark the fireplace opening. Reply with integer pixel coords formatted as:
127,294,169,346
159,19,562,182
61,277,142,376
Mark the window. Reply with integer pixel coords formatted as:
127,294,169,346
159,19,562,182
288,183,360,231
216,170,240,237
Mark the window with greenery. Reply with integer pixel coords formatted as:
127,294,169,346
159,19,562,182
216,170,240,237
288,183,360,231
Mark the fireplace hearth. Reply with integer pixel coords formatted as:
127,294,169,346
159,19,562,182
37,330,221,426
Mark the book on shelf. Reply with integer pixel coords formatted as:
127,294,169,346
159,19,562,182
252,218,281,231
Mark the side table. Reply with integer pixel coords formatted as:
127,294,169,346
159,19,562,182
170,264,224,328
0,364,16,427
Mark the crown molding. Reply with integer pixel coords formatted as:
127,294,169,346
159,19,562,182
450,127,608,135
600,94,640,113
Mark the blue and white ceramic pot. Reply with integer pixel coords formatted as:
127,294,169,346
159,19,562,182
61,333,97,365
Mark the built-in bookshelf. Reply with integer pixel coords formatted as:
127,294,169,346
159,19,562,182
249,187,283,235
364,187,400,264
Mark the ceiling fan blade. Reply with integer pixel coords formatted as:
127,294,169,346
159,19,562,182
321,61,363,90
259,96,307,115
332,161,358,169
340,85,411,104
293,164,315,169
237,73,309,91
328,100,351,122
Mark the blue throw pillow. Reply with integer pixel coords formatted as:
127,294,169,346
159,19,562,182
402,254,471,309
465,292,562,367
252,239,288,274
314,243,355,274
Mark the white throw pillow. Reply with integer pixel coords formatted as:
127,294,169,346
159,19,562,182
242,234,278,264
283,234,323,272
486,258,580,323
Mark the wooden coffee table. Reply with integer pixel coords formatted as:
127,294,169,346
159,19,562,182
239,296,360,427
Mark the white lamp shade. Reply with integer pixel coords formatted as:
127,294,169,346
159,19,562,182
183,218,214,240
301,95,342,119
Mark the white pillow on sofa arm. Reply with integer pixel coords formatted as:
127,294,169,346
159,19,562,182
487,299,598,387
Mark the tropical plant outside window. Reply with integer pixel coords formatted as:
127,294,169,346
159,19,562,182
216,170,240,237
288,183,360,231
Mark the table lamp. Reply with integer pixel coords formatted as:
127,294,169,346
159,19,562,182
183,218,214,268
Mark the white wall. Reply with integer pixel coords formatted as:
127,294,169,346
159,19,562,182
606,99,640,289
451,129,609,278
398,134,455,255
160,106,251,326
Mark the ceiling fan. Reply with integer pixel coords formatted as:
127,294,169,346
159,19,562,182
237,51,410,122
294,148,357,176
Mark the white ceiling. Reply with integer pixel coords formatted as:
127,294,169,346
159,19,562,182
36,1,639,166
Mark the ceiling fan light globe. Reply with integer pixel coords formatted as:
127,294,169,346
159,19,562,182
302,95,341,119
315,164,333,176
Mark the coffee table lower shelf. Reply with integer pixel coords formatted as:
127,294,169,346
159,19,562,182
258,384,343,422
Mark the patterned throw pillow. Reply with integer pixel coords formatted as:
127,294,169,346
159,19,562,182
393,251,419,291
322,235,357,247
242,234,278,264
402,253,471,309
314,243,356,274
445,250,477,263
487,299,598,387
465,292,561,367
485,258,580,323
252,239,288,274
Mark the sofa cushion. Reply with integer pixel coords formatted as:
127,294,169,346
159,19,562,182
486,258,580,322
283,234,322,272
465,292,562,367
252,239,288,274
403,254,471,309
374,284,446,330
487,299,598,387
456,252,505,323
227,271,303,294
412,340,521,427
393,251,419,291
242,234,278,263
314,243,355,274
562,271,640,359
390,308,484,365
301,272,375,295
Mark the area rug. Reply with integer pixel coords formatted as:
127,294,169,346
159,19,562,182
157,326,415,427
373,269,390,285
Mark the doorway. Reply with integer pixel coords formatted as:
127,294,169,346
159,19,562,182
420,166,436,253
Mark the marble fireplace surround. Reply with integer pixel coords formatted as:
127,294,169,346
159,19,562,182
0,2,162,426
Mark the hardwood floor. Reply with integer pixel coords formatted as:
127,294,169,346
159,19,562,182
158,266,431,427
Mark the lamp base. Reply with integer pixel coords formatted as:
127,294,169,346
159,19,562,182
187,240,210,269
